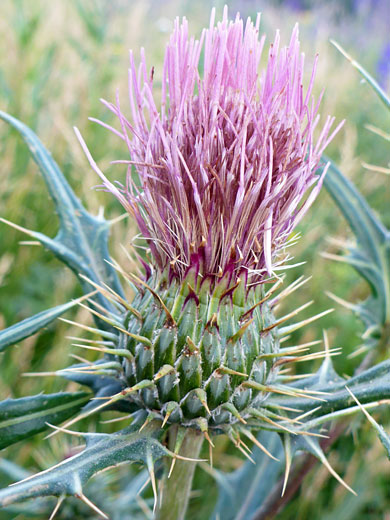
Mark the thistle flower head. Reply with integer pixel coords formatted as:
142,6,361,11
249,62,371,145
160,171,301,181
85,7,341,285
72,7,344,434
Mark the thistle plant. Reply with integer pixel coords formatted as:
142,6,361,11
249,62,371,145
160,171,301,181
1,7,390,520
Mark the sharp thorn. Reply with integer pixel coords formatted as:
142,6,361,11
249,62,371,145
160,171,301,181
217,366,248,378
146,450,158,514
58,318,118,341
19,240,41,246
49,495,65,520
100,415,131,424
137,475,151,496
278,309,334,336
294,406,322,422
140,412,159,432
86,297,112,316
270,276,311,306
69,353,94,364
236,442,256,464
229,318,255,343
123,330,152,346
65,336,115,346
162,402,179,428
172,453,207,462
128,273,177,326
72,343,134,361
45,422,84,437
325,290,356,311
282,437,292,496
195,388,211,415
22,371,58,377
161,413,170,429
77,302,123,329
241,427,279,461
136,495,153,519
109,212,129,225
78,274,125,312
168,458,176,479
318,448,357,495
100,279,143,321
248,408,297,435
0,217,39,238
262,301,314,333
204,431,215,448
78,493,109,519
46,382,152,438
267,403,302,413
345,386,384,429
222,403,247,424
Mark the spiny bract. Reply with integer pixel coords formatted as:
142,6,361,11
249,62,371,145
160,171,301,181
118,265,279,432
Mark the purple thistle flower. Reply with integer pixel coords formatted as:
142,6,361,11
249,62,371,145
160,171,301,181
77,7,343,285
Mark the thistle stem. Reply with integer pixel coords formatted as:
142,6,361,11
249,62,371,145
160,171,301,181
157,427,204,520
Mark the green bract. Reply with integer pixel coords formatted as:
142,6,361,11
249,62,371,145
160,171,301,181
115,270,280,429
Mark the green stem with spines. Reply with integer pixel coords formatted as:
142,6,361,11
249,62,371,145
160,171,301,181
157,427,204,520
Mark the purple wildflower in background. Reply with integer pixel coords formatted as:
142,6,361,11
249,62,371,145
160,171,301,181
78,7,342,285
284,0,307,12
377,42,390,89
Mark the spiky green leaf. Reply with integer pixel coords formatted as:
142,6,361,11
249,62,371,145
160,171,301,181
268,359,390,419
0,419,168,508
213,358,390,519
0,298,90,353
345,387,390,460
323,159,390,348
0,392,90,450
0,110,124,324
330,40,390,110
0,460,150,520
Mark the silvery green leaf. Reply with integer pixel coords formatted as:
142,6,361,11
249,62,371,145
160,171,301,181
0,298,90,353
0,460,149,519
0,110,124,326
331,40,390,110
0,392,90,450
0,419,168,509
213,431,283,520
268,359,390,419
345,387,390,460
323,159,390,349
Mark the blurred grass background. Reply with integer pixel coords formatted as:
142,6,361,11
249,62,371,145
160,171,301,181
0,0,389,518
